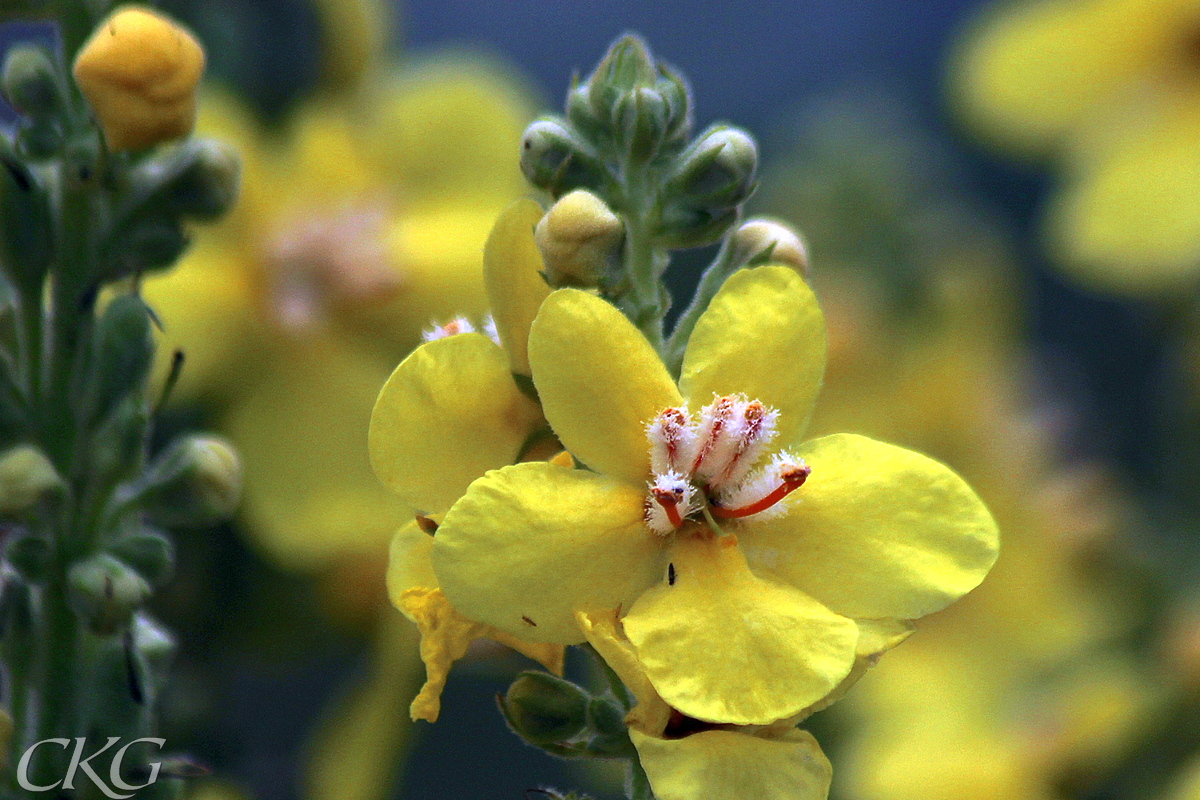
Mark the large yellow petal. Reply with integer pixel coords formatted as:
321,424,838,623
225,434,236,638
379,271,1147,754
623,534,858,725
484,198,551,376
528,290,681,484
369,333,541,515
224,332,407,569
950,0,1171,155
679,266,825,449
630,727,831,800
743,433,999,620
1047,99,1200,291
433,462,667,644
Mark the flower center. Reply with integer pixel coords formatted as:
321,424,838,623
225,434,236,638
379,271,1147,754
262,198,402,333
644,396,810,534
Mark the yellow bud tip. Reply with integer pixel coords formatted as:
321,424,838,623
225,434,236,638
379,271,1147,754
72,5,205,151
534,190,624,287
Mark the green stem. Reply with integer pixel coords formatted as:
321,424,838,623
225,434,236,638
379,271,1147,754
25,559,80,789
617,163,669,352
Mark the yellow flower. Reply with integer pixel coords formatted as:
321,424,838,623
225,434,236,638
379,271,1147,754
143,60,532,570
951,0,1200,292
73,5,205,151
425,265,999,728
577,608,910,800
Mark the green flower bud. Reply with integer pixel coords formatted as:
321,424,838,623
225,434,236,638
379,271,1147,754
499,671,591,745
133,138,241,221
666,124,757,207
585,34,657,120
89,295,155,427
107,528,175,587
109,214,190,277
656,203,740,249
613,86,670,161
655,64,693,144
520,118,608,198
2,45,62,116
5,533,51,581
0,444,63,516
142,435,242,527
728,217,810,274
535,190,623,288
68,554,151,635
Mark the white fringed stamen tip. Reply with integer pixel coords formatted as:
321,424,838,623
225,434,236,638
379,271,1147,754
422,317,477,342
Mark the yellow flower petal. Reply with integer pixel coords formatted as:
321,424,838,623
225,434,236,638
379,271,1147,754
1048,100,1200,290
576,609,672,736
398,588,563,723
630,726,832,800
387,522,439,615
623,534,858,725
951,0,1169,155
528,290,682,484
744,433,999,620
434,462,668,644
369,333,540,515
224,332,407,569
484,198,551,375
679,266,825,448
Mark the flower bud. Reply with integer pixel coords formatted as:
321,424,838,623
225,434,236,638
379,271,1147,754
666,124,757,206
585,34,657,120
68,554,151,634
5,534,51,581
613,86,671,161
499,671,591,745
107,528,175,587
728,217,810,274
520,118,607,198
89,295,155,426
2,45,62,116
72,5,205,151
156,138,240,221
142,435,242,527
535,190,623,288
0,445,63,516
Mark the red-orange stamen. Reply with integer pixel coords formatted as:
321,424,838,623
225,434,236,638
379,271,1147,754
710,465,811,519
652,487,685,528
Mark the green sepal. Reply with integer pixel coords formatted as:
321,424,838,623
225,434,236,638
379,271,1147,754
0,138,53,297
499,671,592,746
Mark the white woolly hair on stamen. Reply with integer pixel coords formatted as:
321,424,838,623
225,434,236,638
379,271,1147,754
717,404,781,489
646,407,699,476
644,471,697,534
715,450,807,519
692,394,746,485
421,316,476,342
482,314,501,346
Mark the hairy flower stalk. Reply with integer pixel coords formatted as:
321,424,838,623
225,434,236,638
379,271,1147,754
0,2,239,795
372,33,999,800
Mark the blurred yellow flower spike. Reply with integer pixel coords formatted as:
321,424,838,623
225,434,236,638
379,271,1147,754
952,0,1200,292
73,5,204,151
427,265,999,729
143,59,533,570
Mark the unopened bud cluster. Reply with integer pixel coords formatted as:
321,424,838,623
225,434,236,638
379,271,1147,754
499,671,635,760
519,34,758,250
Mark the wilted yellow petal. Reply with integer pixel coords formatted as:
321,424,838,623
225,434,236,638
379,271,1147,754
744,433,999,620
624,534,858,725
576,609,672,736
528,289,682,484
484,198,551,375
369,333,540,515
679,266,825,449
631,726,832,800
434,462,667,644
398,588,561,723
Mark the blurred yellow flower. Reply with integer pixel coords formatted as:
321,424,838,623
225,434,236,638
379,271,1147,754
424,266,998,730
952,0,1200,292
144,59,532,570
73,5,205,151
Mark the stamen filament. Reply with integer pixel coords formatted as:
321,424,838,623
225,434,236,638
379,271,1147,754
652,488,685,528
710,465,811,519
